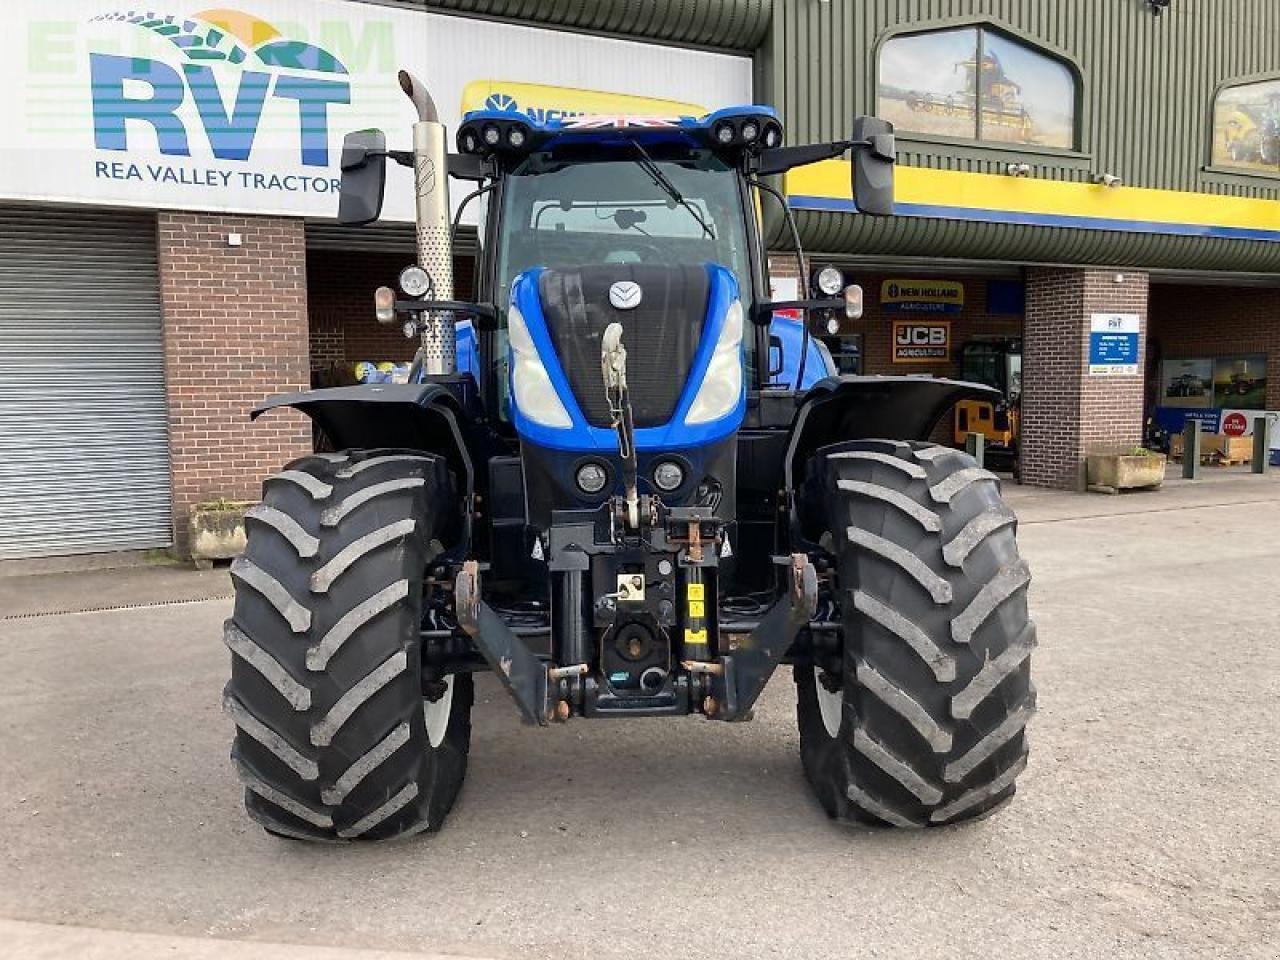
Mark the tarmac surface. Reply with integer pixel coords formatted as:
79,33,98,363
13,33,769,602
1,469,1277,959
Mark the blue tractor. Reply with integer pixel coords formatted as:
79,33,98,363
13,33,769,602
225,71,1035,842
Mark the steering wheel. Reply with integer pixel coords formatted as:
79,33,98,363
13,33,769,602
604,240,667,264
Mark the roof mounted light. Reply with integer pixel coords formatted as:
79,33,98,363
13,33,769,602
762,123,783,148
714,121,736,145
740,120,760,142
482,124,502,147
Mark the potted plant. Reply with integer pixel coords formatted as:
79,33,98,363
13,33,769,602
188,498,255,568
1086,446,1167,494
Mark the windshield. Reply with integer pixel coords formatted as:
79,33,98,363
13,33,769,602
495,150,753,308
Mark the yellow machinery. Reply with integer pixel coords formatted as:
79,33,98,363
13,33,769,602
954,339,1022,469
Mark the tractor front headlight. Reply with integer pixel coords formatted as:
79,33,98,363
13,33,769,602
508,302,573,429
685,299,744,425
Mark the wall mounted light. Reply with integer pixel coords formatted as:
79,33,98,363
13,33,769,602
1148,0,1171,16
1094,173,1124,188
1005,162,1031,178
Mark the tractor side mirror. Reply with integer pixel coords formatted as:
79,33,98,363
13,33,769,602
850,117,895,217
338,129,388,226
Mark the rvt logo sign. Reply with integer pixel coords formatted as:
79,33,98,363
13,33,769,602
89,10,350,167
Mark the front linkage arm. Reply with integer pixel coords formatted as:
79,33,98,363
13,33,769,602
454,560,553,726
707,553,818,721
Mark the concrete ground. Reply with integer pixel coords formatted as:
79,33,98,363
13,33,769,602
1,471,1277,959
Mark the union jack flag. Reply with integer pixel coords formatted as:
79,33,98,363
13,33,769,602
559,115,683,129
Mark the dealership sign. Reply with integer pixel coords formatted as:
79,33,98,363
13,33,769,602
892,320,951,363
1,1,751,220
880,279,964,314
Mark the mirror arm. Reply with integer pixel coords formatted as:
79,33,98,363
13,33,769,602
755,299,840,320
397,300,498,325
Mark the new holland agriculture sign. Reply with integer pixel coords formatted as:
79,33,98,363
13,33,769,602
0,2,751,221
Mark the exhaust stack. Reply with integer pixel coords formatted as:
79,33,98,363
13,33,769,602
399,70,455,376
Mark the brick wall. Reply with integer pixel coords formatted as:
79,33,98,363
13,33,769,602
1148,284,1280,410
158,212,312,554
1022,268,1149,490
306,248,476,383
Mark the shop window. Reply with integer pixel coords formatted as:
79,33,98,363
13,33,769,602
877,26,1076,149
1213,78,1280,172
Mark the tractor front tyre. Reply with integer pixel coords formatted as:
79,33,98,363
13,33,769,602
224,451,472,842
795,440,1035,828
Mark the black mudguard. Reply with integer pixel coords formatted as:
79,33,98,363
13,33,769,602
783,375,998,488
252,383,487,498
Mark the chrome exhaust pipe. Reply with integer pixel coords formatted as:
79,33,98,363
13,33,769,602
398,70,455,376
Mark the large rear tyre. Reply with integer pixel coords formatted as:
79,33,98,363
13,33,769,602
795,440,1035,828
224,451,472,842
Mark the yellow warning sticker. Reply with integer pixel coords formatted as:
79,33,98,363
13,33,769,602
688,600,705,618
684,629,708,645
687,583,705,601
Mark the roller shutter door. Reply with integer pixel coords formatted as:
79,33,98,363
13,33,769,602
0,207,172,558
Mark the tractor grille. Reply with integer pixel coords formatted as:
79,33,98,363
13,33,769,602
539,264,709,428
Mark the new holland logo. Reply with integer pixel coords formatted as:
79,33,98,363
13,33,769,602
484,92,520,113
89,9,351,167
609,281,643,310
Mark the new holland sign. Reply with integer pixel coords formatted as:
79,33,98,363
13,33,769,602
881,279,965,314
1,1,751,220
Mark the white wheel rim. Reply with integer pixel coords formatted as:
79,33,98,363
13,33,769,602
424,675,454,749
814,666,843,738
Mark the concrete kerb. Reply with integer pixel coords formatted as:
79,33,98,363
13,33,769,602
0,919,486,960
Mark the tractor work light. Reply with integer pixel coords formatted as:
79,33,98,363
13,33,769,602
815,265,844,296
844,284,865,319
762,123,783,148
507,126,527,148
686,299,744,425
398,265,433,298
374,286,396,324
740,120,760,142
482,124,502,147
508,302,573,429
714,121,736,145
460,130,479,154
652,461,685,492
575,462,608,494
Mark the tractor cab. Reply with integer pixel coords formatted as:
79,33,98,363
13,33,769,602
456,107,863,432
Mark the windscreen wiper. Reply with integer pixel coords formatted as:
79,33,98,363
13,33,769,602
629,139,716,240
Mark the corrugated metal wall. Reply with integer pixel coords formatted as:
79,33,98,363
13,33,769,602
409,0,773,52
761,0,1280,269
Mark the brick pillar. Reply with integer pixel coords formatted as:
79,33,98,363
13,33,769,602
157,212,312,555
1022,268,1150,490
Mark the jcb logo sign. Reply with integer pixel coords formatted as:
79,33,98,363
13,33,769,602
892,321,951,364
